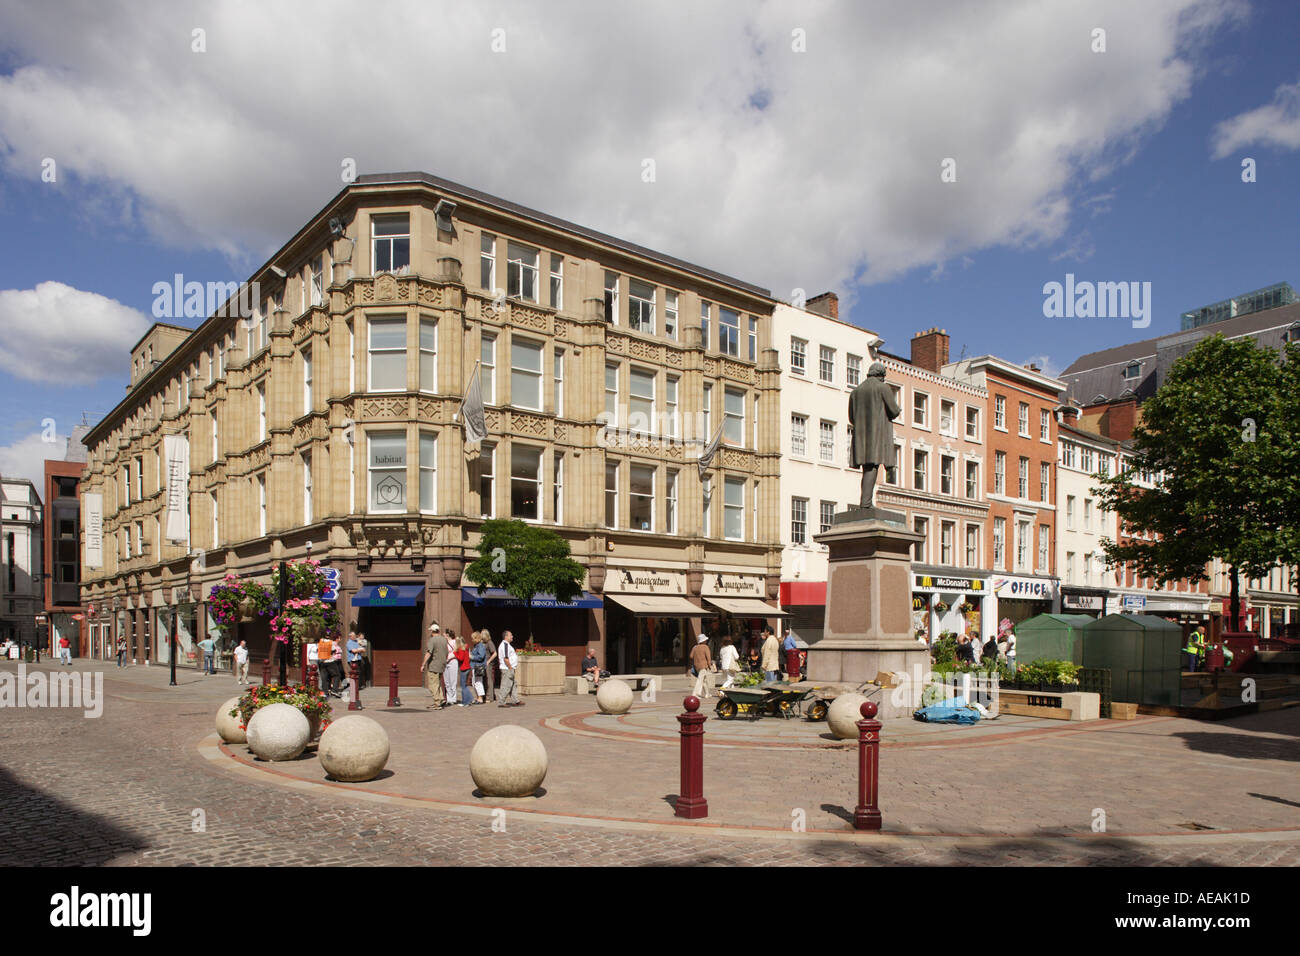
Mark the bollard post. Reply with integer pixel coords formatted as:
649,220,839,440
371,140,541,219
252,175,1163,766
307,662,318,692
675,695,708,819
261,658,272,686
853,700,882,831
349,660,362,711
387,662,401,708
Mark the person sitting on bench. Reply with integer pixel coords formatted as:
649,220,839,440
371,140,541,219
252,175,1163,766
581,647,602,687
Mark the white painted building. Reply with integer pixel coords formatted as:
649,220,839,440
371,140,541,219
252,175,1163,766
0,478,44,647
1055,419,1119,617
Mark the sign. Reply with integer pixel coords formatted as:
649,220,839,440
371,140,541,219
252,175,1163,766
701,573,764,598
163,434,191,543
914,574,985,592
991,576,1057,600
607,568,686,594
1121,594,1146,611
1062,592,1105,611
83,493,103,569
320,567,340,602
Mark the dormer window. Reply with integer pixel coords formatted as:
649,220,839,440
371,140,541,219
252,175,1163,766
1285,322,1300,344
1122,361,1141,381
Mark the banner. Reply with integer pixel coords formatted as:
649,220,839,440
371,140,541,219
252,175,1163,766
163,434,190,543
83,493,103,569
696,423,724,481
459,364,488,446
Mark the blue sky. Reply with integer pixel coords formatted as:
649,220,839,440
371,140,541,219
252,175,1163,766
1,0,1298,486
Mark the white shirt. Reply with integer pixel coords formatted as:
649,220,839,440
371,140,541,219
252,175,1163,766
498,642,518,671
234,645,249,664
719,645,740,671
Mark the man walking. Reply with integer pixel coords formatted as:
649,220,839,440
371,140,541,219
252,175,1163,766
233,639,249,684
497,630,521,707
421,622,448,708
761,626,780,683
690,634,716,699
58,635,72,665
316,634,339,696
197,635,217,675
116,636,127,668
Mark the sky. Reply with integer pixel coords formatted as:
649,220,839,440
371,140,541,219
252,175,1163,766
1,0,1299,489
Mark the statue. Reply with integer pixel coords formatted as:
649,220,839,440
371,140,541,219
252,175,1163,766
848,361,901,508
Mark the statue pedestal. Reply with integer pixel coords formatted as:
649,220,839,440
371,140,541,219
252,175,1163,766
807,515,928,720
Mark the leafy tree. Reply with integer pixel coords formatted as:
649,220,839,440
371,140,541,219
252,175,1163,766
1094,335,1289,630
463,519,585,642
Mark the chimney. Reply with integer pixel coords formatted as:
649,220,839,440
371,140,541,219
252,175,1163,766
1061,405,1080,426
805,292,838,319
1025,362,1041,372
910,328,950,374
1099,397,1138,441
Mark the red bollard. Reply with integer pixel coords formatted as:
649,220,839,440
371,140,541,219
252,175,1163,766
349,660,362,711
675,695,708,819
854,700,882,831
307,662,318,692
261,658,272,686
387,662,401,708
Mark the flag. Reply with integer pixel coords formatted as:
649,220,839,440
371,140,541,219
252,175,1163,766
163,434,190,543
459,363,488,445
696,423,724,481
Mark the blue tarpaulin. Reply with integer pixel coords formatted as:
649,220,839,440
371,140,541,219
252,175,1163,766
913,696,982,724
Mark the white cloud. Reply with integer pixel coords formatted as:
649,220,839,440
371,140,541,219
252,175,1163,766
1211,79,1300,158
1023,353,1063,379
0,282,151,385
0,0,1239,297
0,431,59,489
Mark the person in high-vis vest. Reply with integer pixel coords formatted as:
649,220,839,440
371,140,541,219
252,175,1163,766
1193,626,1208,669
1183,633,1200,673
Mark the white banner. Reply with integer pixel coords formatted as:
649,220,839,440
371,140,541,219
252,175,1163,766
163,434,190,543
83,493,103,569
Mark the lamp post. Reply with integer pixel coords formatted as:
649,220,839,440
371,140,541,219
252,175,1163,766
277,559,289,686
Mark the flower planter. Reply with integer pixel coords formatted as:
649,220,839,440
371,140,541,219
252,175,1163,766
238,600,259,621
516,654,566,695
302,621,325,642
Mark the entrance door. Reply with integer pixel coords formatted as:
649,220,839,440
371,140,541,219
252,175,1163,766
360,604,424,686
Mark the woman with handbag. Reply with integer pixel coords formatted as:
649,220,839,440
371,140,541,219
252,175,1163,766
470,632,488,703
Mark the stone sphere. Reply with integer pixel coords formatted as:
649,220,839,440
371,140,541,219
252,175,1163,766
318,715,390,782
216,696,247,744
595,679,633,715
469,725,548,797
827,693,871,740
246,703,310,762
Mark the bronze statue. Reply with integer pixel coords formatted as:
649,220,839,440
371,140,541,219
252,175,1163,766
848,361,901,508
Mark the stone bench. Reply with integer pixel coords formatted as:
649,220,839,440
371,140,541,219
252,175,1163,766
564,673,661,695
997,688,1099,721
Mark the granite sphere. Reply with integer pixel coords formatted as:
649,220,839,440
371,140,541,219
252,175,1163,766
469,725,548,797
318,715,390,782
827,693,871,740
216,696,247,744
246,703,310,761
595,678,633,715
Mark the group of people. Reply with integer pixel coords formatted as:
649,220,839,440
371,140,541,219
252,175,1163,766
952,624,1016,667
311,630,371,698
684,626,805,698
420,622,522,708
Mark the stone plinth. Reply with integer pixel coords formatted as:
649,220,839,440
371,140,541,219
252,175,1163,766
807,515,927,720
469,725,548,797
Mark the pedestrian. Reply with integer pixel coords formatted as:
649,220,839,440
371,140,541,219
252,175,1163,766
1006,634,1016,670
196,635,217,675
234,639,249,684
718,635,740,689
453,632,474,706
782,627,800,682
346,630,363,695
355,631,370,688
1183,630,1200,673
316,633,339,696
481,629,498,702
470,632,488,703
59,634,72,665
442,627,460,707
969,629,982,664
420,621,448,708
691,634,717,698
330,633,345,693
982,636,999,664
761,626,780,682
956,635,975,665
116,636,127,668
497,630,521,707
581,646,602,687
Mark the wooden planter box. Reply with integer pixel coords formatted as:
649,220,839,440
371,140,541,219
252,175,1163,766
517,654,566,695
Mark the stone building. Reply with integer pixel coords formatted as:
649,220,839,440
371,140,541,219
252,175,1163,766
79,172,785,682
0,477,43,649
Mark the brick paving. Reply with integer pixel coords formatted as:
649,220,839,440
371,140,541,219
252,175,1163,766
1,659,1298,866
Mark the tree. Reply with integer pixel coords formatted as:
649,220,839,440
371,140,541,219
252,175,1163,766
463,519,585,642
1267,341,1300,609
1095,335,1290,631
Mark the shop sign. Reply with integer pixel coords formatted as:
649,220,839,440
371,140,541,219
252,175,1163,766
608,568,686,594
1121,594,1146,611
1062,592,1105,611
914,574,985,592
912,596,927,611
992,576,1057,600
702,573,764,598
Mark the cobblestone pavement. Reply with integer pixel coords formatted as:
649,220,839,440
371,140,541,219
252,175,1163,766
1,660,1298,866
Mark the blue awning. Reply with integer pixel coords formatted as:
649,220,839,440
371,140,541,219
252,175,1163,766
461,587,602,610
352,584,425,607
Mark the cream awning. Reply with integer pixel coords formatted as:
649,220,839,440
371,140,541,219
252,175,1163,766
703,597,788,617
605,594,712,616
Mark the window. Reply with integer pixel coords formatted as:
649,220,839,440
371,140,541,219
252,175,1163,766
134,457,143,500
630,464,655,531
510,338,543,411
212,416,219,461
994,451,1005,494
1099,454,1111,477
1080,447,1094,473
820,500,835,534
724,477,744,540
371,214,410,274
506,242,539,301
819,420,835,462
481,332,496,404
664,291,678,339
217,339,226,379
1122,361,1141,381
1040,462,1050,502
553,348,564,418
1038,524,1050,571
703,382,713,439
1018,402,1029,437
419,433,436,513
479,443,496,517
257,385,267,441
941,521,955,565
419,319,437,392
1083,498,1092,530
123,526,131,560
1066,495,1075,529
309,255,324,308
913,449,928,491
511,444,542,520
1083,552,1092,585
791,497,807,545
605,461,618,528
700,301,710,349
791,414,807,456
818,345,835,383
665,469,678,534
1016,519,1031,570
480,233,497,292
302,348,313,414
940,400,955,435
665,375,679,438
912,391,929,428
368,317,406,391
993,517,1005,569
724,387,745,444
719,308,740,356
549,254,563,310
552,452,564,523
629,367,655,434
1061,441,1077,469
913,517,928,562
965,406,979,440
368,432,406,513
1040,408,1051,442
1018,457,1028,498
994,396,1006,430
211,492,219,547
347,321,355,392
847,354,862,388
748,317,757,362
257,475,267,537
885,442,901,485
1066,552,1076,583
604,272,620,324
180,369,189,410
965,525,979,567
965,460,979,499
303,452,313,524
790,337,806,375
940,455,955,495
628,280,655,334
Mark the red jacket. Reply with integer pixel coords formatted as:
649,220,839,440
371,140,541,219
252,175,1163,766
455,647,471,671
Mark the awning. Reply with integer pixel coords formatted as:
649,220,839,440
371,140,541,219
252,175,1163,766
461,587,602,609
605,594,712,617
704,597,788,617
352,584,425,607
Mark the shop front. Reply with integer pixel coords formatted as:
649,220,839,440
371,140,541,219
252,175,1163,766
155,587,201,668
461,586,603,676
352,583,426,686
603,568,710,674
989,574,1058,631
701,572,786,664
1060,586,1109,620
911,571,989,644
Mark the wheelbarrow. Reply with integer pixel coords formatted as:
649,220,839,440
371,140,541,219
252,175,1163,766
714,683,817,720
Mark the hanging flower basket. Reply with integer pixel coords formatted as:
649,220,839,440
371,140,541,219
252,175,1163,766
302,620,325,642
238,599,259,621
208,575,272,633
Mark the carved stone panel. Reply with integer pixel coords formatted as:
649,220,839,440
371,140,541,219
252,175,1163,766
375,274,399,302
